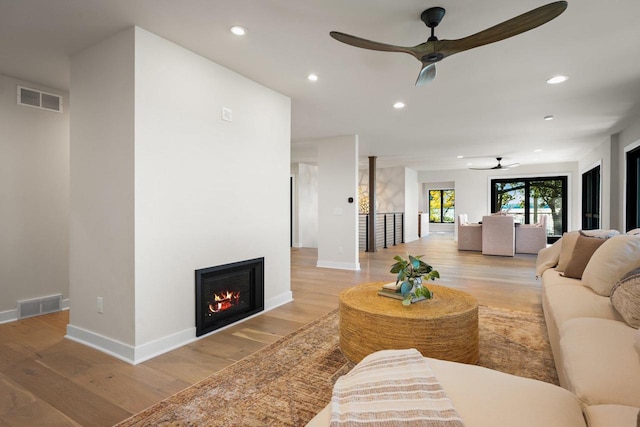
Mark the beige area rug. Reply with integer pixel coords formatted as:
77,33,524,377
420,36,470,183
116,306,557,427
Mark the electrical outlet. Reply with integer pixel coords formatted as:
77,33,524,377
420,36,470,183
97,297,104,314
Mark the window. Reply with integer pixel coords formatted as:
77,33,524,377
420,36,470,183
491,176,567,242
429,189,455,223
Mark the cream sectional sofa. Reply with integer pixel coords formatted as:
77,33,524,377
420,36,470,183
306,231,640,427
538,231,640,427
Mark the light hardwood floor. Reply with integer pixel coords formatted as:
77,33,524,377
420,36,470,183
0,234,541,426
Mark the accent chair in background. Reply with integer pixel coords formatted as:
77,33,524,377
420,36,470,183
457,214,482,251
515,215,548,254
481,214,515,256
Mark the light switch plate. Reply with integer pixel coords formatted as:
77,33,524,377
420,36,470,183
222,107,232,122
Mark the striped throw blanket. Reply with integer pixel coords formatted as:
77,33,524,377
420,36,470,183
330,349,465,426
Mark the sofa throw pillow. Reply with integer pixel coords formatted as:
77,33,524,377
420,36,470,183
582,235,640,296
562,234,607,279
610,268,640,328
556,231,580,272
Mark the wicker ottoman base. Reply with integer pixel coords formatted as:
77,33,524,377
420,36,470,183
339,282,479,364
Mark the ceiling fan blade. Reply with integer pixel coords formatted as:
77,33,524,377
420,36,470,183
416,63,436,86
330,31,416,55
446,1,567,55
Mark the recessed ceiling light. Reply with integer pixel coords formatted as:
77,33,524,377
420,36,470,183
546,75,568,84
393,102,405,109
457,155,464,159
307,73,318,82
230,26,247,36
534,149,543,153
544,115,554,121
466,162,473,166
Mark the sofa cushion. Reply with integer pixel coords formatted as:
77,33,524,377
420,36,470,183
611,268,640,328
427,358,586,427
560,317,640,408
562,234,606,279
583,404,640,427
541,269,583,289
627,228,640,235
543,281,623,367
582,235,640,296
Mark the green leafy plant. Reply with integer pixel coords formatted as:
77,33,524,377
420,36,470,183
390,254,440,305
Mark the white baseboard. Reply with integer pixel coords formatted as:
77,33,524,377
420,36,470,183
65,291,294,365
265,291,293,310
0,308,17,324
316,260,361,271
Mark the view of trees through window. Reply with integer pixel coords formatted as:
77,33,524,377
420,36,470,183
491,176,567,241
429,189,455,223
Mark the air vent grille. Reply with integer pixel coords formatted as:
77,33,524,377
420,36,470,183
17,294,62,319
17,85,63,113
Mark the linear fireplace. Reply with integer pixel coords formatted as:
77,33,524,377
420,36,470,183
195,257,264,337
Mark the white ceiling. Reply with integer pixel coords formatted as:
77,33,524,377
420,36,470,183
2,0,640,171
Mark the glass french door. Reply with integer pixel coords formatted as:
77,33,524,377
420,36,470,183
491,176,568,243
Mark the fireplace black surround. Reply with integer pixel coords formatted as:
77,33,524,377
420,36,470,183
195,257,264,337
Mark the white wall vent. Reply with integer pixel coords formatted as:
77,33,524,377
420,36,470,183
17,294,62,319
17,85,63,113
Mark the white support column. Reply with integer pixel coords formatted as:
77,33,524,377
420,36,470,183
316,135,360,270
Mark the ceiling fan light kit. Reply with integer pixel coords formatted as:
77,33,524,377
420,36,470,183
330,1,568,86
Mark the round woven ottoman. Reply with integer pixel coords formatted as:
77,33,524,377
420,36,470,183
339,282,479,364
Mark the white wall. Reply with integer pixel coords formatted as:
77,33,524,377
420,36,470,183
617,113,640,231
359,166,420,242
291,163,318,248
68,27,137,346
0,74,69,320
317,135,359,270
578,136,613,229
69,27,292,363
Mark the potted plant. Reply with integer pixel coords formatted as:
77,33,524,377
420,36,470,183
390,254,440,305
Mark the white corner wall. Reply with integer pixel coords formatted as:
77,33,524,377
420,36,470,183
617,114,640,231
69,27,291,364
578,136,613,229
0,74,69,321
317,135,359,270
68,27,137,347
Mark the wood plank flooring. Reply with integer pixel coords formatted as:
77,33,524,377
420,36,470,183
0,234,541,426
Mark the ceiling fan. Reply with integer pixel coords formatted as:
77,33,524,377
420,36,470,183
470,157,520,170
330,1,567,86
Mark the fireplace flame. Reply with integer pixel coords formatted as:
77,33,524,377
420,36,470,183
208,290,241,313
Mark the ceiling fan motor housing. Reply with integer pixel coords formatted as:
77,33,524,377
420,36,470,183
421,7,446,28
